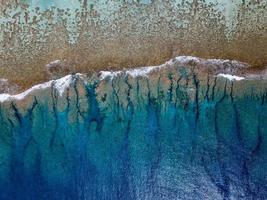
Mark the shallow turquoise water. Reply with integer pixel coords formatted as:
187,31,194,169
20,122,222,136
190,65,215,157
0,69,266,199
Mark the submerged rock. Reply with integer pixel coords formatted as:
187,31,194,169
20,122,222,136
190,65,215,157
0,58,266,199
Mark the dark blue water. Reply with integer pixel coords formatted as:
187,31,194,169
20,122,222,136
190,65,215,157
0,67,266,200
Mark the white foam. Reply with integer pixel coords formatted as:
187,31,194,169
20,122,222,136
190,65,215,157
0,56,250,103
126,66,160,77
0,74,82,103
0,94,12,103
99,56,248,81
99,66,160,80
175,56,200,63
53,75,72,96
217,74,245,81
99,59,173,80
175,56,248,68
0,78,8,82
99,71,122,80
0,81,52,103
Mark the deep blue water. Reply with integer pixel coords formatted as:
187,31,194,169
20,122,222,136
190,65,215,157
0,69,266,200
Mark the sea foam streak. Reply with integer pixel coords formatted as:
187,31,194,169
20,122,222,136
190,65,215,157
0,75,75,103
99,56,247,80
217,74,245,81
0,56,250,103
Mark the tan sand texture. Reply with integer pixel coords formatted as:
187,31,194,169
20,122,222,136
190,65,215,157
0,0,266,91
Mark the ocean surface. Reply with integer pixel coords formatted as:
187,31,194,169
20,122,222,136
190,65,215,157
0,1,266,199
0,57,266,199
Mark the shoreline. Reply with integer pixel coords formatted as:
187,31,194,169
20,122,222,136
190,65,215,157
1,56,266,103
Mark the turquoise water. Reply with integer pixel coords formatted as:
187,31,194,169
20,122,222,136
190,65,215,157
0,67,266,199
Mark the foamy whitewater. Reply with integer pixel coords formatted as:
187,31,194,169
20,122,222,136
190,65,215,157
0,75,74,103
217,74,245,81
0,56,251,103
99,56,248,80
0,57,266,200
